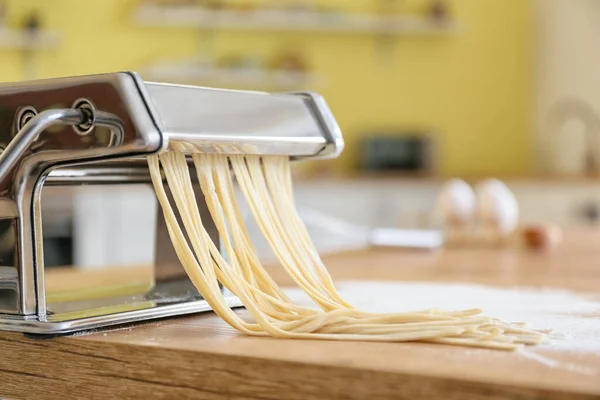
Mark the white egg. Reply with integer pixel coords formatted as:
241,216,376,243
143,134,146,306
435,179,476,227
475,179,519,235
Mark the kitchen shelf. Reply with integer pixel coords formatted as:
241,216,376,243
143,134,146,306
0,28,60,50
142,61,320,90
133,5,458,35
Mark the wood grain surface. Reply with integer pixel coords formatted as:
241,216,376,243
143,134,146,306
1,230,600,400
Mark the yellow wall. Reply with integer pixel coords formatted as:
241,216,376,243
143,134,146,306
0,0,533,177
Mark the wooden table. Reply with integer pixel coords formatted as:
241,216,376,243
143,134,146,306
1,231,600,400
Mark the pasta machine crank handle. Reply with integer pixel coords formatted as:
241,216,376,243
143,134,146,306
0,108,125,184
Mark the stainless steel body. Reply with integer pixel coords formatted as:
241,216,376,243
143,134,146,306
0,71,343,334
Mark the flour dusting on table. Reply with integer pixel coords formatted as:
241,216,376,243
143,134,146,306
285,280,600,356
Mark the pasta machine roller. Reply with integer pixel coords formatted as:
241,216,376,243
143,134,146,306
0,71,343,334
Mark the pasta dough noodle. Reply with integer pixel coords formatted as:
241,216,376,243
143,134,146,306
148,151,549,350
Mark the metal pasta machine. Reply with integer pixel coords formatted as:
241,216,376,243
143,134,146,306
0,72,343,334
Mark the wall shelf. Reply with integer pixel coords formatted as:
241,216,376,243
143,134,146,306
133,5,458,36
142,60,320,90
0,28,60,50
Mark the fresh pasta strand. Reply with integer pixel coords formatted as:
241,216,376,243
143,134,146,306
147,152,549,350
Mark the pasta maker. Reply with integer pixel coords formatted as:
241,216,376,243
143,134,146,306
0,71,343,334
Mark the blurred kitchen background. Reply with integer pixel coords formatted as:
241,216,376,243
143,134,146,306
2,0,600,268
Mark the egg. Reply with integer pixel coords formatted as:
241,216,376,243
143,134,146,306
475,179,519,237
435,179,476,228
521,224,563,251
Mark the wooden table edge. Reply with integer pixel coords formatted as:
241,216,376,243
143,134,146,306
0,331,597,400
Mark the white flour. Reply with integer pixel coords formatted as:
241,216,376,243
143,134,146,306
285,280,600,356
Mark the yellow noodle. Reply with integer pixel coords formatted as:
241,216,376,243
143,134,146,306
147,152,549,350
